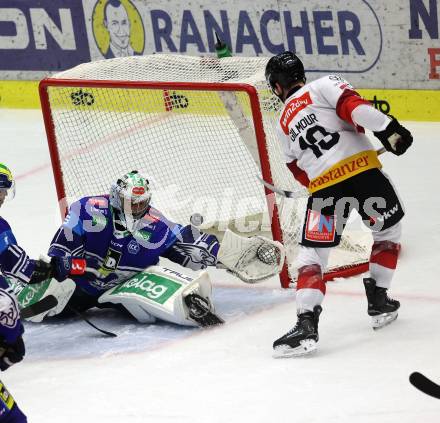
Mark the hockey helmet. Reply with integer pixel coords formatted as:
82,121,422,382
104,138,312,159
265,51,306,97
109,170,152,232
0,163,16,206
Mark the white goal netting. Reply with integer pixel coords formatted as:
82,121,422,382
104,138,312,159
40,54,371,286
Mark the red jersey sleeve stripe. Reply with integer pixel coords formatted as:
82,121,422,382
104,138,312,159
287,160,310,188
336,89,372,126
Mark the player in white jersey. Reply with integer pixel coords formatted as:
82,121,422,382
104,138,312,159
265,52,413,357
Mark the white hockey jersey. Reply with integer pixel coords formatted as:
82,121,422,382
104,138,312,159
276,75,385,193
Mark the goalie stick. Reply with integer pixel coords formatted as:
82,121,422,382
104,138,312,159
20,295,117,337
409,372,440,399
20,295,58,319
67,306,117,338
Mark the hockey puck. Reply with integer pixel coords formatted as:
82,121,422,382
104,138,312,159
190,213,204,227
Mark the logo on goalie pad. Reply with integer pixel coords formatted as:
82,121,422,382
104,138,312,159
111,273,182,304
305,210,336,242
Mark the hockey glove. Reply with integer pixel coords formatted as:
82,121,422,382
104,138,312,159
0,335,25,371
51,256,86,282
29,259,53,284
374,117,413,156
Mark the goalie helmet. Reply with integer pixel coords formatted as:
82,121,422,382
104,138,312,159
109,170,152,232
0,163,16,208
265,51,306,99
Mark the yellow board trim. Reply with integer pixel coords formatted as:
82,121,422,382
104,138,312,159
309,150,382,193
0,80,439,122
357,89,440,122
0,81,40,109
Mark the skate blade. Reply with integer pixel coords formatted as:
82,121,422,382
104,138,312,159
273,339,317,358
372,311,398,330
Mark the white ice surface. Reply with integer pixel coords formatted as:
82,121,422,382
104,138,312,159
1,109,440,422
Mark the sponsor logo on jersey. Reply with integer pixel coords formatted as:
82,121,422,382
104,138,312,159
102,248,122,271
376,204,400,222
305,210,336,243
88,197,107,207
309,150,382,193
134,230,152,242
110,240,123,248
71,258,86,275
127,239,140,254
280,92,313,135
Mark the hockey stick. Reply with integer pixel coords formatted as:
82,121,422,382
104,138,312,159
20,295,116,337
409,372,440,399
258,147,387,198
67,305,117,338
257,175,304,199
20,295,58,319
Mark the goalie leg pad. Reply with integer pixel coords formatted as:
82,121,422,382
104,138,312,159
9,278,76,322
97,266,219,327
217,229,285,283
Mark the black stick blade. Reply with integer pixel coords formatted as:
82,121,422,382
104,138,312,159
409,372,440,399
68,306,117,338
20,295,58,319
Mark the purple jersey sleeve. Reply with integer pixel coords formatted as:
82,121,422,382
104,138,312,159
162,225,219,270
0,218,35,284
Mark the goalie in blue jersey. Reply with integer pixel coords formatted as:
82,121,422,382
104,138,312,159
21,170,284,328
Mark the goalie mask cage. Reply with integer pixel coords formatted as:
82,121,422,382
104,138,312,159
39,54,370,288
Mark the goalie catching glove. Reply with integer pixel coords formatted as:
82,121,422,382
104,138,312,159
217,229,285,283
374,116,413,156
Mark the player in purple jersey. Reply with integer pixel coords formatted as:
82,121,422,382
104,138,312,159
0,164,29,423
0,163,59,421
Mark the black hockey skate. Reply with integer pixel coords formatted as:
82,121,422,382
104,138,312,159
363,278,400,330
273,305,322,358
184,293,224,328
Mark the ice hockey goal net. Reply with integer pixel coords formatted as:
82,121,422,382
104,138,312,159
39,54,370,288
